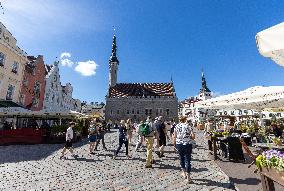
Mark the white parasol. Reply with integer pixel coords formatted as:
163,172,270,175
256,22,284,67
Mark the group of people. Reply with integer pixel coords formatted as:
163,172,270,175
59,115,196,183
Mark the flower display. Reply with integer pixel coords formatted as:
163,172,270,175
256,149,284,171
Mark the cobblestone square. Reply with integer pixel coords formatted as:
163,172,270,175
0,131,235,191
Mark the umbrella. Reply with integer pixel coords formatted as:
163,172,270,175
256,22,284,67
196,86,284,110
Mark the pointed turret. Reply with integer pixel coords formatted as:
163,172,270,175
198,71,212,100
200,71,211,93
109,35,119,87
109,35,119,64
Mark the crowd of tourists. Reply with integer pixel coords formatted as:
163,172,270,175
59,116,196,183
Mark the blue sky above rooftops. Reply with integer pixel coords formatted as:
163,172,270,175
2,0,284,102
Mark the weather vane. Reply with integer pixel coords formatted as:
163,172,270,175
112,25,118,35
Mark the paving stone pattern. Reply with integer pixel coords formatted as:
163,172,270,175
0,130,235,191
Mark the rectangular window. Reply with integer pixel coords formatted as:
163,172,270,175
145,109,148,115
149,109,152,115
166,109,170,116
23,77,28,87
110,110,113,115
34,81,41,97
132,109,134,114
19,94,25,105
127,110,130,114
137,110,139,114
117,110,119,114
12,62,19,74
0,52,5,66
32,97,39,107
6,84,15,100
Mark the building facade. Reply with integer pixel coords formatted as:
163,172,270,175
43,61,81,112
179,72,215,122
0,22,27,103
105,35,178,122
20,55,46,111
81,102,105,117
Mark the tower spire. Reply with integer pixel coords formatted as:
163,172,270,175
200,70,211,93
109,35,119,63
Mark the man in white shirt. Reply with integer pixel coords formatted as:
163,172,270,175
60,122,76,159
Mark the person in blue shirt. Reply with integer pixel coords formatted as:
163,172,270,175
113,120,131,159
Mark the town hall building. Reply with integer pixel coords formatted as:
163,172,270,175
105,35,178,122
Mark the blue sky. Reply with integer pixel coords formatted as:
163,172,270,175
2,0,284,103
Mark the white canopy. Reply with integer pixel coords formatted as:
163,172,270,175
256,22,284,67
196,86,284,110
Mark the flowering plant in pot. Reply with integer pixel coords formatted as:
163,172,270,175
256,150,284,172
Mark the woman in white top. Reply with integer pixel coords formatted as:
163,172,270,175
173,116,195,183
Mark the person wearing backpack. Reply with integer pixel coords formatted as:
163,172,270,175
173,116,195,183
140,116,157,168
113,120,131,159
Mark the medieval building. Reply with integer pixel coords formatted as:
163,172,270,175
179,72,214,122
105,35,178,122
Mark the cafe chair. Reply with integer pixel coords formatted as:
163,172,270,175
227,137,245,162
240,138,261,173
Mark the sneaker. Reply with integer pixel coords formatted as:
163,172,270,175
145,165,152,168
186,177,193,184
160,154,165,158
59,155,64,160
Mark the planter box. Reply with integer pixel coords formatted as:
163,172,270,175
260,167,284,191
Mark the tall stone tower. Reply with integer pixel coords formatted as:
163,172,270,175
109,35,119,87
198,71,212,101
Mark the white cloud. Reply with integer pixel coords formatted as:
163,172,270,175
75,61,98,76
60,52,71,59
60,52,73,67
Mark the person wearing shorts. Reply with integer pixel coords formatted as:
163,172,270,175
60,122,76,159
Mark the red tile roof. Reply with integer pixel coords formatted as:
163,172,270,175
108,83,175,98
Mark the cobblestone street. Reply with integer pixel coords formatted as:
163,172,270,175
0,130,235,191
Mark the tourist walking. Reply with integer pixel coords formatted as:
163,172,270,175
88,120,98,154
156,116,167,158
113,120,131,159
126,118,134,145
135,120,144,151
95,119,107,151
140,116,157,168
173,116,195,183
170,119,176,139
60,122,77,159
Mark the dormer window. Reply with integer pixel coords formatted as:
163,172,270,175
0,52,5,66
12,62,18,74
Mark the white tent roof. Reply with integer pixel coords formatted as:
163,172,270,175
196,86,284,110
256,22,284,67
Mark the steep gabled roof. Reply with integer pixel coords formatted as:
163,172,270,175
108,83,176,98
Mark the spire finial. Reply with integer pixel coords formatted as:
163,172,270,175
170,74,173,83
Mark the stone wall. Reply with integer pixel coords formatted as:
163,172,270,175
105,96,178,123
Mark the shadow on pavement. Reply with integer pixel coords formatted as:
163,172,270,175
0,139,88,164
193,178,235,190
229,177,260,185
